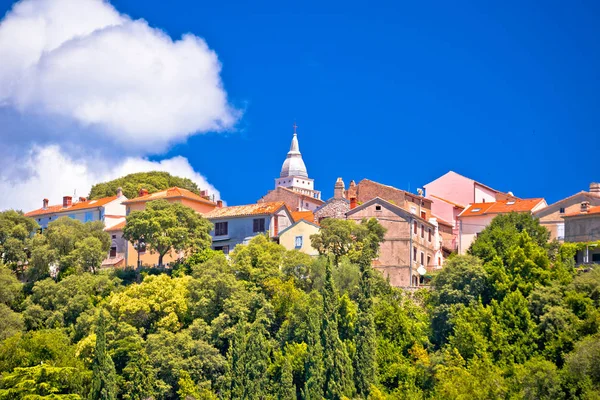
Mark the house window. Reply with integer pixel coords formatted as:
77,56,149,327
592,254,600,263
253,218,265,233
295,236,303,249
214,245,229,255
215,222,228,236
110,246,117,258
557,223,565,240
427,255,431,266
420,252,424,265
559,207,565,214
84,211,93,222
375,205,382,211
420,211,426,219
413,221,417,234
438,257,441,265
413,246,417,261
428,228,432,242
112,235,116,239
410,205,417,214
421,224,424,238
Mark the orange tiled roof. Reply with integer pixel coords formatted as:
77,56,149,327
122,187,215,206
25,196,119,218
105,220,126,232
563,205,600,218
459,198,545,218
205,201,288,219
292,211,315,223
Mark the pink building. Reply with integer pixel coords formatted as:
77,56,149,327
424,171,516,251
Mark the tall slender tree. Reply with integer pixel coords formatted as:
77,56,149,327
302,311,324,400
278,355,296,400
321,258,354,399
89,311,117,400
354,241,377,398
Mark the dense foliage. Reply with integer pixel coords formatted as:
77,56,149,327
88,171,201,200
0,210,599,399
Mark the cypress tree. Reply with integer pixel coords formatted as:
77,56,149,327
278,355,297,400
243,314,271,399
226,322,246,399
89,310,117,400
354,243,377,398
302,311,324,400
321,259,354,399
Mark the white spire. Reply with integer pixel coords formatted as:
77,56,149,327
280,132,308,178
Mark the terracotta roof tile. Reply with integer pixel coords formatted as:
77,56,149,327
563,205,600,218
105,220,126,232
205,202,288,219
459,198,546,218
291,211,315,223
25,196,120,218
122,187,215,206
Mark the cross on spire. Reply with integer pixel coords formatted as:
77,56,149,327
293,122,298,135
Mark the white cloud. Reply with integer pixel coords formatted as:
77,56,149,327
0,145,221,212
0,0,237,211
0,0,238,151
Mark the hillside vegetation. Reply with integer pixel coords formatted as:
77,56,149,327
0,210,598,399
88,171,201,200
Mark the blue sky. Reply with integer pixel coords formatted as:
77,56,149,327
1,0,599,208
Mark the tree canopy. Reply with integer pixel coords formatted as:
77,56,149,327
88,171,202,200
0,211,599,399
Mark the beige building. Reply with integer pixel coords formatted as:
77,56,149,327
122,187,217,267
563,202,600,264
534,183,600,241
458,198,547,254
278,219,320,256
346,197,439,288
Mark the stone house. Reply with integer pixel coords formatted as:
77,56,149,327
458,198,547,254
534,183,600,241
346,197,439,288
562,202,600,264
205,201,293,255
314,177,350,222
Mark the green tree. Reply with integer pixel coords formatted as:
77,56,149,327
321,259,354,399
0,264,22,307
354,245,376,398
123,200,212,267
74,236,106,274
278,355,296,400
0,303,24,341
89,311,117,400
0,365,84,399
89,171,202,200
0,210,38,276
302,310,324,400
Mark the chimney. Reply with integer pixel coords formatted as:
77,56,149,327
63,196,72,208
42,198,49,209
590,183,600,197
116,187,123,198
334,177,345,199
217,200,223,208
78,197,87,202
138,188,148,197
581,201,590,213
350,197,357,210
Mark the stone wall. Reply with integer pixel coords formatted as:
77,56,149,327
258,187,323,212
314,198,350,221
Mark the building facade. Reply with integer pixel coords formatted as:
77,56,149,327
458,198,547,254
346,197,439,288
205,201,293,254
534,183,600,241
314,178,350,222
563,202,600,264
278,219,320,256
25,189,127,231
